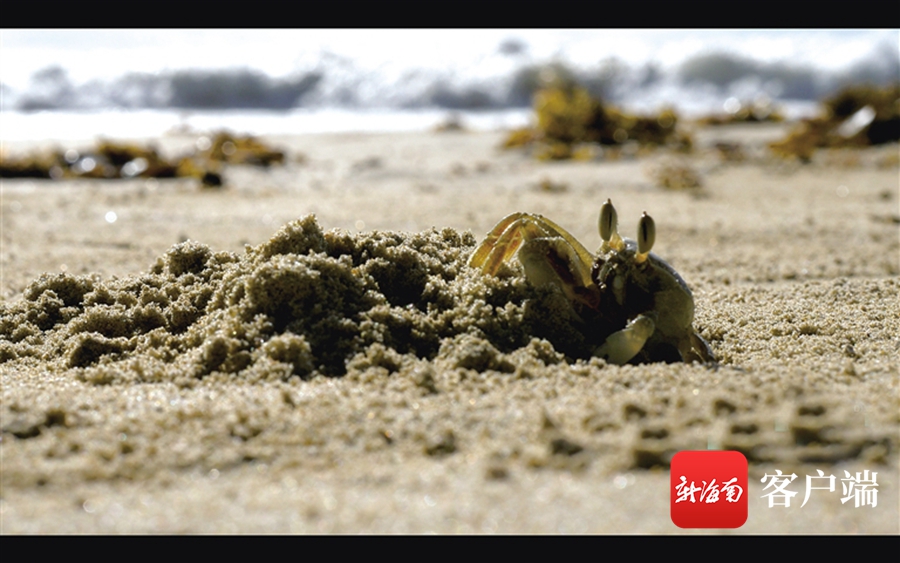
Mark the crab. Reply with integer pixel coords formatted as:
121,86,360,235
468,199,715,365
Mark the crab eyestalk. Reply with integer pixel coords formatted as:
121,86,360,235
599,199,624,251
635,211,655,263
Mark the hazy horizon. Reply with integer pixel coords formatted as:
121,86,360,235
2,30,896,113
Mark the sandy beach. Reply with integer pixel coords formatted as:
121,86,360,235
1,125,898,533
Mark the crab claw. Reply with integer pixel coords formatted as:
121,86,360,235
595,314,656,365
599,199,624,252
635,211,655,264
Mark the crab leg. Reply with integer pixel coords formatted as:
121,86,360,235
517,236,600,310
481,224,528,274
472,213,594,271
687,331,717,364
528,214,596,278
475,215,546,275
468,212,530,269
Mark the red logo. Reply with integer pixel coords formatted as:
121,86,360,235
670,450,748,528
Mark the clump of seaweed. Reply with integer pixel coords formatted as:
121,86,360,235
0,148,69,180
0,143,177,181
0,130,288,186
201,131,286,167
769,83,900,162
502,85,691,161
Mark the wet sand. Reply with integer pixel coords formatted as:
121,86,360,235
1,126,898,533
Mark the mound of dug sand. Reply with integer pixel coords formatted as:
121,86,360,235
1,215,591,386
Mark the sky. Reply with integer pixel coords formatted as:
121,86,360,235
2,29,897,92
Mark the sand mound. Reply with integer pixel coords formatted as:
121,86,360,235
1,215,594,387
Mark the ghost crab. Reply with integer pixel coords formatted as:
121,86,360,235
469,199,715,365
